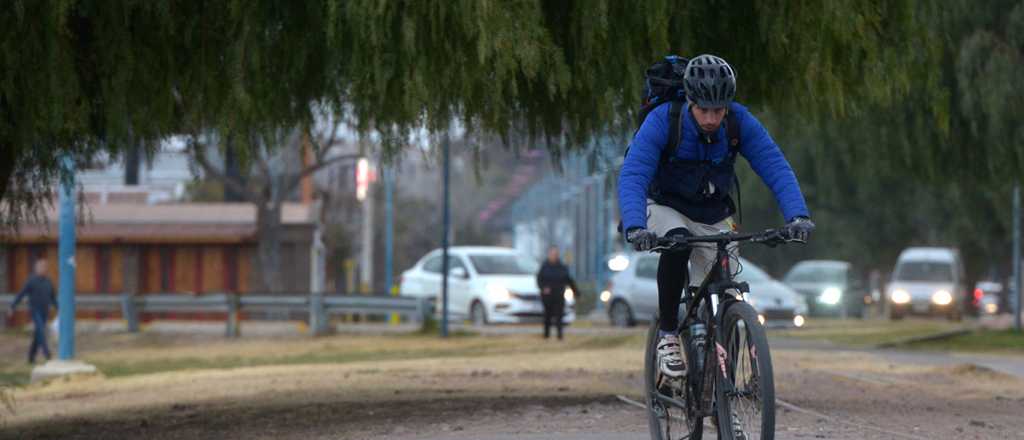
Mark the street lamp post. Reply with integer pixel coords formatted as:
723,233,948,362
32,156,97,383
441,132,451,338
1013,184,1021,332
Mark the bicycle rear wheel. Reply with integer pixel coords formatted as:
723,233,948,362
645,316,703,440
715,301,776,440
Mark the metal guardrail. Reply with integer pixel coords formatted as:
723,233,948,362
0,292,430,338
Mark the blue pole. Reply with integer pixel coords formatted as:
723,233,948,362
57,156,76,360
441,133,450,338
1013,184,1021,332
384,167,394,295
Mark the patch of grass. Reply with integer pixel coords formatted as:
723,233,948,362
901,329,1024,354
83,333,635,379
0,369,31,387
88,342,493,378
770,318,966,348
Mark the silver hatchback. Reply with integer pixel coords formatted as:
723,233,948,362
602,253,808,328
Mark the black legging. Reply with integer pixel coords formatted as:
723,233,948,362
542,296,565,339
658,228,692,333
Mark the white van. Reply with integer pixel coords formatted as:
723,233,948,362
886,247,965,320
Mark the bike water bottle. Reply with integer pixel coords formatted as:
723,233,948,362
689,321,707,374
689,322,707,347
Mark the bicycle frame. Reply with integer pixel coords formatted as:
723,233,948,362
652,234,758,418
681,240,749,331
647,228,795,438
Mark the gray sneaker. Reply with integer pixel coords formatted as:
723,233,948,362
657,334,687,378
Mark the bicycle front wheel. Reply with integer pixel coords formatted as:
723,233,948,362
715,301,776,440
645,316,702,440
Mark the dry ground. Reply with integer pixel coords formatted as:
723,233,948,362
0,326,1021,439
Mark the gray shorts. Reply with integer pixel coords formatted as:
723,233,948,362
646,199,739,286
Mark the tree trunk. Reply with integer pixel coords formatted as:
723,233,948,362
0,144,16,208
256,201,286,293
224,143,246,202
124,145,140,185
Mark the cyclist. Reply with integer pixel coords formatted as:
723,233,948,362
618,54,814,378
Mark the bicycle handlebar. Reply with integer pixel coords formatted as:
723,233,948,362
651,228,803,252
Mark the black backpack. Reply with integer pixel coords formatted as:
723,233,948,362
627,55,744,224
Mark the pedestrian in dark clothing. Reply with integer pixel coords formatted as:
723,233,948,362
10,259,58,364
536,246,577,340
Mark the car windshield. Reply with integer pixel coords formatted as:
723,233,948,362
469,254,539,275
737,259,772,282
895,261,953,282
795,266,846,284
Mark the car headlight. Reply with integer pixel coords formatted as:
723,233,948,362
599,290,611,302
931,290,953,306
607,255,630,272
486,283,512,302
890,289,911,304
564,288,574,302
793,315,806,327
818,287,842,305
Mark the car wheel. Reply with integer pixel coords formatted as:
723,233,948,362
609,300,634,327
470,301,488,326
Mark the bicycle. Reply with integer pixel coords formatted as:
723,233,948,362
644,228,800,440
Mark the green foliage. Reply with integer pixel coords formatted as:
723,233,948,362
3,0,936,226
739,1,1024,282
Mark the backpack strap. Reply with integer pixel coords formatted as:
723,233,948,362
726,110,741,158
661,100,684,163
725,110,743,225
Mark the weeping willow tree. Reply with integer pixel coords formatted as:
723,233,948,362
2,0,940,227
737,0,1024,286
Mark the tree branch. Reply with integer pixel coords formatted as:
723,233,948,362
188,137,253,200
307,123,342,164
283,153,362,196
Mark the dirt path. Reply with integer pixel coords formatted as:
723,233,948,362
1,332,1022,439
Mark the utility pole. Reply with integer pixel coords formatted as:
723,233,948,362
57,156,76,360
357,158,374,295
441,132,451,338
384,166,394,294
384,165,399,325
33,156,97,382
1013,184,1021,332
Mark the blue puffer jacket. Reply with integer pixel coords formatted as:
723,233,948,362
618,102,809,231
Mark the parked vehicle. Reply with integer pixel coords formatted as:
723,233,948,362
974,281,1003,315
783,260,867,318
399,246,575,325
602,253,807,328
886,247,966,320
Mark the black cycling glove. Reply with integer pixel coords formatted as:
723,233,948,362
627,228,658,252
782,217,815,242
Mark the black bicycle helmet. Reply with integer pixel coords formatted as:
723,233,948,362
683,54,736,108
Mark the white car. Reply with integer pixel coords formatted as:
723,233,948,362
602,253,807,328
399,246,576,325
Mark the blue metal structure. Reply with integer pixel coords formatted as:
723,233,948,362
496,136,624,296
441,133,451,338
384,166,394,294
58,157,77,360
1013,184,1021,332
